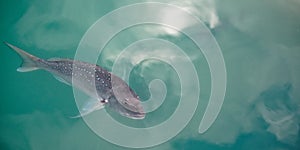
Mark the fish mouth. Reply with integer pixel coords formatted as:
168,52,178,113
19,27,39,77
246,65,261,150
122,104,146,119
128,111,146,119
131,114,145,119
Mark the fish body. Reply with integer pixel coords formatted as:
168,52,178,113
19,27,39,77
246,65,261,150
5,42,145,119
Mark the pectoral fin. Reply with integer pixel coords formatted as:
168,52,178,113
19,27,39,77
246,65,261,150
70,99,106,118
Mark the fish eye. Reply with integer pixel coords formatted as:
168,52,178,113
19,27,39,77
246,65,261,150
123,98,129,105
123,98,138,109
124,98,129,101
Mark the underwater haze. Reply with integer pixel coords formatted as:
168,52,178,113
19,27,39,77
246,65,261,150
1,0,300,150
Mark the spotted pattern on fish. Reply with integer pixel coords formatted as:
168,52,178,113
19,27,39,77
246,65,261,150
5,42,145,119
43,59,114,97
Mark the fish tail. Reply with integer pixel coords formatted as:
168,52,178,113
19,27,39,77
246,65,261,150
4,42,43,72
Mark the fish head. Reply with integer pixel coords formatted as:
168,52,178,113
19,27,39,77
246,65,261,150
109,75,145,119
108,95,145,119
122,97,145,116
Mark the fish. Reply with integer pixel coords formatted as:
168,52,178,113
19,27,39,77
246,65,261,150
4,42,145,119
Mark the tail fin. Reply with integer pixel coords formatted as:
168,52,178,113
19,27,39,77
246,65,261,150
4,42,41,72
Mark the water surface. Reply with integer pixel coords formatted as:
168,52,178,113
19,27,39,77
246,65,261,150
0,0,299,150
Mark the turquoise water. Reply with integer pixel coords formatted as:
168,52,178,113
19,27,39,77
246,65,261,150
1,0,300,150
